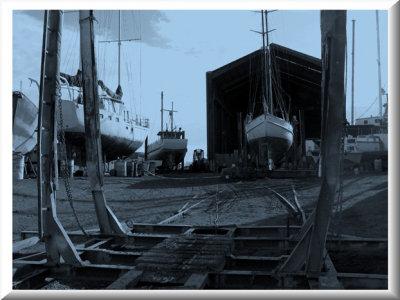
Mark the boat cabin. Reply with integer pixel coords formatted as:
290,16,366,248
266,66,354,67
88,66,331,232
157,129,185,140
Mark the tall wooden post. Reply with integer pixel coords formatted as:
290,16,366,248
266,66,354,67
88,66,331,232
38,10,82,265
80,10,125,234
277,10,346,282
306,10,347,276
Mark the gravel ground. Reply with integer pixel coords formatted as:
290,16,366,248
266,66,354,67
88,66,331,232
13,172,388,241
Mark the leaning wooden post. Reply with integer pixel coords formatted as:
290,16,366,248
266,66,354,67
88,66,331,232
79,10,125,234
38,10,83,265
305,10,347,276
276,11,346,283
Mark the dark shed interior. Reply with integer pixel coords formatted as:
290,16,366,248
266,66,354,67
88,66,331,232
206,43,322,166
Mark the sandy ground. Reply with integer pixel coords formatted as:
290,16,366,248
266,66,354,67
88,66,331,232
13,171,388,241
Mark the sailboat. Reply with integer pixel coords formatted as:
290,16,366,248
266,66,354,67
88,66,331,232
147,92,188,170
13,90,38,155
245,10,293,169
59,10,149,162
345,10,388,163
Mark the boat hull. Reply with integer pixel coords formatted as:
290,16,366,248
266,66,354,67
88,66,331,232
60,99,148,161
245,113,293,163
12,92,38,155
147,138,188,168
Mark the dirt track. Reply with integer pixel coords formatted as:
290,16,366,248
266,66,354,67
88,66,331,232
13,172,388,242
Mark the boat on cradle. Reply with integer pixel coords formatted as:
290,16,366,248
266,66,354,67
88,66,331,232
58,10,149,162
12,91,38,155
59,81,149,161
245,10,293,169
147,92,188,170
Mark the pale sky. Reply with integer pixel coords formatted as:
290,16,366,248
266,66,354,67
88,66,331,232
12,10,389,162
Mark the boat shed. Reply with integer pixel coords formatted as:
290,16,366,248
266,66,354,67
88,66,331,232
206,43,322,171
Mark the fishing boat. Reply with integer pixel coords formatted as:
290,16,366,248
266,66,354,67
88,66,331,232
245,10,293,169
59,10,149,162
12,91,38,155
147,92,188,170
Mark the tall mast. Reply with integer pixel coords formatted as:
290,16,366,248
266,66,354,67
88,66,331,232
171,101,174,131
118,10,121,86
265,10,273,114
376,10,383,118
261,10,267,113
98,11,140,87
351,19,355,125
161,91,164,132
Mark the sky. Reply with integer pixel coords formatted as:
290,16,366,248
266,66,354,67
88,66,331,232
12,10,389,163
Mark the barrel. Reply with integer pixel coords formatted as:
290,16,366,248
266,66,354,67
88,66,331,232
13,153,25,180
68,159,74,178
115,160,127,177
374,159,382,172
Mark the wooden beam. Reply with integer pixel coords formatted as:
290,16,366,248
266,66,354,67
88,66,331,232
183,273,209,289
306,10,347,276
276,10,347,280
79,10,125,235
106,269,143,289
38,9,83,266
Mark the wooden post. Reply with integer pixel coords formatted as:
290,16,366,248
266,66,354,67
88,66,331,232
80,10,125,234
277,10,346,281
299,110,306,158
306,10,347,276
237,112,243,166
38,10,82,265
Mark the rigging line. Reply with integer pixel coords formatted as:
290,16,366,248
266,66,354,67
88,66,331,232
357,97,378,119
64,23,78,74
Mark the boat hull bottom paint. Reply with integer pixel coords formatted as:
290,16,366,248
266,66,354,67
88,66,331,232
245,114,293,165
65,132,143,162
147,139,188,169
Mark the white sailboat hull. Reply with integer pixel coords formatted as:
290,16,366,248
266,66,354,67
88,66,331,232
60,99,148,160
147,138,188,168
245,113,293,162
13,92,38,155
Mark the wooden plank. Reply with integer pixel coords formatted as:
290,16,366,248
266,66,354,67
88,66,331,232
183,273,209,289
106,269,143,289
13,237,40,253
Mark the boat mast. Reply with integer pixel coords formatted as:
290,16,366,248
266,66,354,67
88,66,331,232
98,11,140,88
118,10,121,86
171,101,174,131
351,19,355,125
375,10,383,119
163,101,177,132
265,10,273,115
260,10,268,114
161,91,164,132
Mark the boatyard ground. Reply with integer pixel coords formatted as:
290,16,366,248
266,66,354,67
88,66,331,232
13,171,388,276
